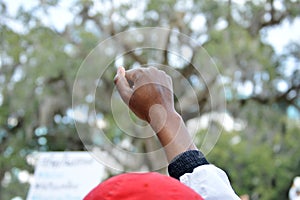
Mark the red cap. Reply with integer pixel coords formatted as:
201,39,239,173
84,172,203,200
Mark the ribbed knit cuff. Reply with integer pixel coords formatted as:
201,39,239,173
168,150,209,180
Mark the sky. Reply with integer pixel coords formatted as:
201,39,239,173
264,18,300,54
0,0,300,119
3,0,300,55
3,0,299,97
2,0,299,118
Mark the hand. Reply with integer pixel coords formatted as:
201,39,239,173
114,66,197,161
114,66,175,126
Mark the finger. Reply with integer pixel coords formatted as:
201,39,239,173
113,66,126,84
114,66,133,105
125,68,144,82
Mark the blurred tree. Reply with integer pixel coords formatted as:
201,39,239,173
208,101,300,199
0,0,299,199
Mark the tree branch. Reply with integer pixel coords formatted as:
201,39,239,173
248,0,289,36
181,75,218,121
162,28,172,65
240,83,300,113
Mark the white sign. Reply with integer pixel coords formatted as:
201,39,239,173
27,152,104,200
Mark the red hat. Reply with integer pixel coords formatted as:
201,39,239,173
84,172,203,200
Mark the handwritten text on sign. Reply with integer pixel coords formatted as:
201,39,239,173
26,152,104,200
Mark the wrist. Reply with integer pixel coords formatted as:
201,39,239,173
152,109,197,161
148,104,179,133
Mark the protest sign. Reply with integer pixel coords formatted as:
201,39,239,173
27,152,104,200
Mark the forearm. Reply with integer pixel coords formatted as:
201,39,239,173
150,110,197,162
114,66,197,161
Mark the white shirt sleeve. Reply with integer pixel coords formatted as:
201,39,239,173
179,164,240,200
289,186,300,200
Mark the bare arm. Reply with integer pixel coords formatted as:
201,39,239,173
114,66,197,161
114,66,240,199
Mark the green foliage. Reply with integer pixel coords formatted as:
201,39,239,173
206,102,300,199
1,0,300,199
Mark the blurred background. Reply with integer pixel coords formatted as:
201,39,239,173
1,0,300,199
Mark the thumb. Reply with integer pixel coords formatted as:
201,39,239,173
114,66,133,105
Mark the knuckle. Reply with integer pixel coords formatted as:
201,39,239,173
148,66,156,71
134,68,144,76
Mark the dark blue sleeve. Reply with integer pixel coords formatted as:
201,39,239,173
168,150,209,180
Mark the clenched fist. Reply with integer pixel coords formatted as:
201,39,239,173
114,66,197,161
114,66,175,126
